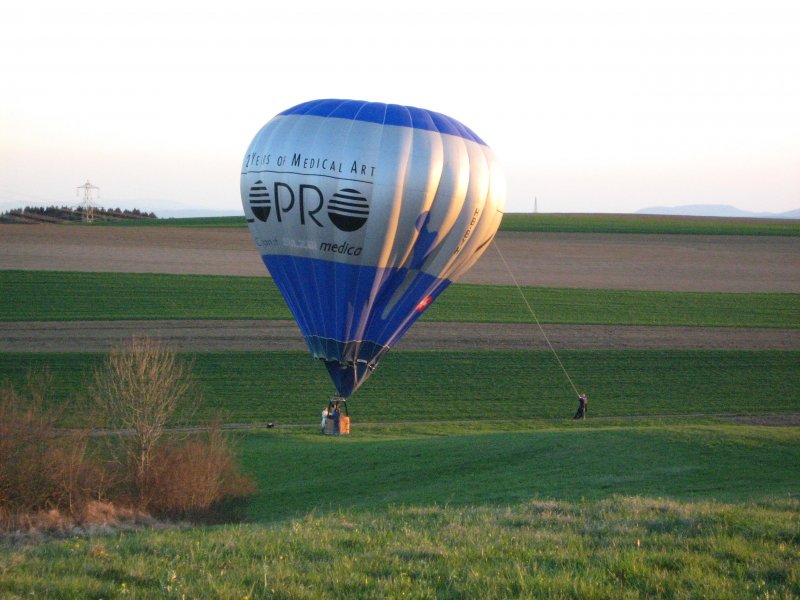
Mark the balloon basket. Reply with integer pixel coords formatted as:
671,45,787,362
322,416,350,436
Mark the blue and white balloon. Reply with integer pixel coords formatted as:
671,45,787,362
241,99,505,397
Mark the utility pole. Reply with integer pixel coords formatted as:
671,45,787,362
534,196,538,214
76,180,100,223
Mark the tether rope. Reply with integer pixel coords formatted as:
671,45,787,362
492,241,581,397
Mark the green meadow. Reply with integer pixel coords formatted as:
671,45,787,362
1,350,797,425
499,212,800,236
98,215,249,228
237,421,800,520
1,421,798,598
2,270,798,327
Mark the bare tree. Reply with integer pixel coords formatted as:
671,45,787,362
90,337,198,506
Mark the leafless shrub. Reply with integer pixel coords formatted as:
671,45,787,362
0,382,55,512
0,372,99,517
2,339,255,533
145,422,256,519
44,432,111,515
89,337,199,507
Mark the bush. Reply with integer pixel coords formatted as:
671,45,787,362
2,340,255,533
0,383,57,513
0,374,101,519
145,423,256,520
89,337,197,507
89,337,255,515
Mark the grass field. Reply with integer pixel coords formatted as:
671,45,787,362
2,347,798,597
102,212,800,236
2,215,799,598
2,496,798,598
3,270,798,327
1,350,797,425
100,215,249,228
1,422,798,598
499,213,800,236
237,421,800,520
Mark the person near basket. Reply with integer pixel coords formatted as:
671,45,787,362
573,393,588,419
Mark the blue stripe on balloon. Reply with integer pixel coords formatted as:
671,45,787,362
279,99,486,145
262,253,451,397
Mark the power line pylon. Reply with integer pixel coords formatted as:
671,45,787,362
76,180,100,223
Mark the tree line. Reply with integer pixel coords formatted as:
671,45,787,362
0,205,157,223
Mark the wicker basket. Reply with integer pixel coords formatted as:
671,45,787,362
323,416,350,435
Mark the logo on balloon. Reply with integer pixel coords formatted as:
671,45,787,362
248,180,271,222
328,188,369,232
247,181,370,232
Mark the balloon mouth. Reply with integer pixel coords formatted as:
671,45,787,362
323,359,377,398
307,337,390,366
305,335,388,398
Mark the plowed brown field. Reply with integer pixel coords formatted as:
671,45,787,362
3,225,799,292
2,224,798,351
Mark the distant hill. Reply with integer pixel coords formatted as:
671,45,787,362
637,204,800,219
0,205,157,224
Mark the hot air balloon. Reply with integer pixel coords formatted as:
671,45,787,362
241,99,505,398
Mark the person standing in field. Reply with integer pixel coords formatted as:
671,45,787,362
330,401,341,434
574,393,588,419
321,405,329,433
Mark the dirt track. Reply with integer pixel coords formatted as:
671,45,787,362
2,224,798,353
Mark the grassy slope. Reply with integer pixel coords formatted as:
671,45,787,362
2,355,798,594
238,422,800,521
3,497,797,598
1,424,798,598
2,270,798,327
1,350,797,425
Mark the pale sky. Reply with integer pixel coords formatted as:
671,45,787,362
1,0,798,215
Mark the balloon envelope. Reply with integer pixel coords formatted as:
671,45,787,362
241,99,505,397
